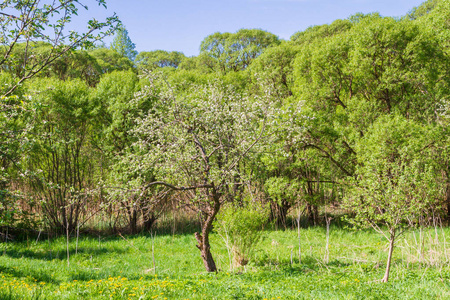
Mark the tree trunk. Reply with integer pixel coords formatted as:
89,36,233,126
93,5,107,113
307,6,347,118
129,208,138,234
143,213,156,231
195,197,220,272
382,230,396,283
195,231,217,272
306,203,319,226
269,199,291,229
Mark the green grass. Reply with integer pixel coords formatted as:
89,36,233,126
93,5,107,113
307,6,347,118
1,226,450,299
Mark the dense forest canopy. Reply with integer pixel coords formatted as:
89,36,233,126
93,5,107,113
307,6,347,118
0,0,449,280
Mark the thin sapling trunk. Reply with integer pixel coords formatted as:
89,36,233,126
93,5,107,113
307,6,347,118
66,213,70,268
297,207,302,264
382,229,396,283
76,223,80,255
325,216,332,264
151,231,156,275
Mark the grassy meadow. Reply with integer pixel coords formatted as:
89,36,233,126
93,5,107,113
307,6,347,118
1,223,450,299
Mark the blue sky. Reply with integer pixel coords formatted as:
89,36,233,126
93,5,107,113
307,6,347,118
81,0,425,56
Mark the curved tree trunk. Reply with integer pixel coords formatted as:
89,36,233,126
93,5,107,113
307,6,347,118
195,195,220,272
195,231,217,272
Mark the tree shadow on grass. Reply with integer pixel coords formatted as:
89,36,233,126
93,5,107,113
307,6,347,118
2,246,127,262
0,288,22,300
0,264,60,284
0,263,113,284
253,255,354,275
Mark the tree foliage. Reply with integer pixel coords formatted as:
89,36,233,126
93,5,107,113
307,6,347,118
23,78,98,232
0,0,118,230
110,25,138,61
125,72,278,271
343,114,445,282
0,0,119,96
199,28,280,73
135,50,185,71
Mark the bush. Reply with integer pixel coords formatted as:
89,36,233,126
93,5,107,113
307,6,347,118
214,201,269,268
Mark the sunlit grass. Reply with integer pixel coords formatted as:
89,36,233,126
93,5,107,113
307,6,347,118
1,226,450,299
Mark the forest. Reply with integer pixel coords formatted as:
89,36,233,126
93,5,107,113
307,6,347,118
1,0,450,298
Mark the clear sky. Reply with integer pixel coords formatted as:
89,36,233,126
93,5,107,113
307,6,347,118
80,0,425,57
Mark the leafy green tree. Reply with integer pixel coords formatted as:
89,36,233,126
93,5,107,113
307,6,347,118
167,68,250,98
47,50,101,86
292,21,356,185
343,115,445,282
248,42,299,99
413,0,450,52
110,25,138,61
414,2,450,215
0,72,28,231
93,70,157,233
261,147,335,227
407,0,441,20
248,40,344,225
127,73,277,272
346,17,448,121
200,29,280,73
89,47,135,74
290,18,353,45
0,0,118,230
23,78,99,232
254,99,335,226
249,53,297,224
292,15,450,197
178,56,202,71
1,42,104,86
0,0,119,96
135,50,185,71
95,70,143,153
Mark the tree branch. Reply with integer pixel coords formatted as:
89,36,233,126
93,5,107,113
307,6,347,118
303,144,353,177
144,181,213,191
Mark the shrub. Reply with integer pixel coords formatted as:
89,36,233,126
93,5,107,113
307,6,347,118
214,201,269,268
